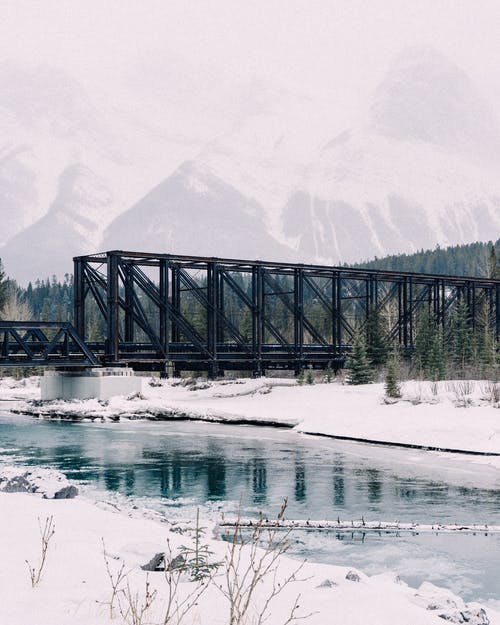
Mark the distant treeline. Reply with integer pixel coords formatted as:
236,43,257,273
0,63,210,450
352,239,500,277
24,274,74,321
1,238,499,323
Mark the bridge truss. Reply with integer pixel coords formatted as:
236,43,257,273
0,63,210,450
73,250,500,376
0,321,98,368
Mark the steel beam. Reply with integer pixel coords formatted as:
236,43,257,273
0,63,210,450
71,250,500,374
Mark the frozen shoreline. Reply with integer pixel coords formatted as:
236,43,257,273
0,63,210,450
5,375,500,458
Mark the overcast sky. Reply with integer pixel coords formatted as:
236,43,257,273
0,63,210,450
2,0,500,116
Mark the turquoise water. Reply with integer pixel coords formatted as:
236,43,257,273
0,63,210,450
1,409,500,604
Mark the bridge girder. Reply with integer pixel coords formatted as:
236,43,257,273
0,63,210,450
72,250,500,376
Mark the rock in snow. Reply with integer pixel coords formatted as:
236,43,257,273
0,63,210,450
0,466,78,499
414,582,490,625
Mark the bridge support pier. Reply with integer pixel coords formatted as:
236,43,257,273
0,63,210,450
41,368,142,401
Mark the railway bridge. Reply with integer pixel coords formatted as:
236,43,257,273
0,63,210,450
2,250,497,377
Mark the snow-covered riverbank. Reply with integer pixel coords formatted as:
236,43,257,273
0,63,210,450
3,378,500,623
7,375,500,456
1,488,497,625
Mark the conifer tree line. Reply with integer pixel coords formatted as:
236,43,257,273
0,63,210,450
345,245,500,385
346,296,498,386
354,238,500,277
0,268,74,323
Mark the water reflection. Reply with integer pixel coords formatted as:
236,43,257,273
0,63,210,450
104,468,121,492
2,417,500,527
366,469,382,504
294,461,306,502
206,455,226,499
252,458,267,504
4,415,500,602
332,462,345,507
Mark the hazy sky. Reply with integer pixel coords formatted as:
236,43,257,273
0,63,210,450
2,1,500,114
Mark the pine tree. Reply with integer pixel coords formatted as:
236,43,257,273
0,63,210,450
427,327,446,381
466,281,498,379
323,364,334,383
345,334,374,385
384,354,401,398
365,306,389,366
414,312,435,376
306,369,314,385
0,259,7,318
477,322,497,379
449,300,474,376
487,244,500,280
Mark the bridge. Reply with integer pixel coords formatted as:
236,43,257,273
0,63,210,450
1,250,499,376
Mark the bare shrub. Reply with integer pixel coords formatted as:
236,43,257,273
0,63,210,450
492,382,500,404
26,515,55,587
218,499,313,625
405,382,424,404
430,381,439,397
102,540,128,618
119,576,157,625
450,381,475,407
104,536,213,625
481,381,500,404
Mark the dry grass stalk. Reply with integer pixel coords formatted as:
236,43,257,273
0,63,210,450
118,576,157,625
26,515,55,588
102,539,128,619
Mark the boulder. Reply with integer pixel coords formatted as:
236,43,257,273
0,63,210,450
0,466,78,499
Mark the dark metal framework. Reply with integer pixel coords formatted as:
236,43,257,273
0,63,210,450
73,250,500,376
0,321,98,367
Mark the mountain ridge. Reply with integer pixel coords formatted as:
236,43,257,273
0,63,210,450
2,47,500,283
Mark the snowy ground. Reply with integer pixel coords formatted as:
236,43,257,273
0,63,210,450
2,375,500,623
0,488,497,625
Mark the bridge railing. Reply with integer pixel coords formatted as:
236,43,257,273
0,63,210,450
0,321,98,367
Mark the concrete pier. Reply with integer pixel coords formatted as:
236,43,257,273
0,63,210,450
41,368,142,401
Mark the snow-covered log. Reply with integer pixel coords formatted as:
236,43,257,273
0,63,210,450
218,518,500,534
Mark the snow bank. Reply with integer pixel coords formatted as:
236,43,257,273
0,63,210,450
12,377,500,456
0,376,40,402
0,491,497,625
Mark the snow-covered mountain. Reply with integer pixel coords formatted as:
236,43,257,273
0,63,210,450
102,160,294,261
0,62,205,282
102,80,340,256
104,47,500,267
284,47,500,263
2,47,500,282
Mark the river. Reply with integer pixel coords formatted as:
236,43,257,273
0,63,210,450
1,409,500,605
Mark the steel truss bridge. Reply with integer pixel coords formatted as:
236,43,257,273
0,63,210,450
1,250,498,373
60,250,500,376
